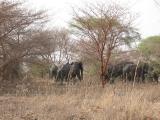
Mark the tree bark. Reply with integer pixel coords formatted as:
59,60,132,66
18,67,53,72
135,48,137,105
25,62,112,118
100,49,111,88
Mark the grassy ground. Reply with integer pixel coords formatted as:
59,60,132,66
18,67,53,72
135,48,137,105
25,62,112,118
0,77,160,120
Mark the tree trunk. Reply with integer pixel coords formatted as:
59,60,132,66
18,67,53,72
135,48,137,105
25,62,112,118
100,49,111,88
100,59,106,88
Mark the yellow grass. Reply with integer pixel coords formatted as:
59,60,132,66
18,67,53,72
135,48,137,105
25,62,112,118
0,77,160,120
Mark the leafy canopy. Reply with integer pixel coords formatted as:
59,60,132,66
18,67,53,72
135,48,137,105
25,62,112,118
139,36,160,57
139,36,160,73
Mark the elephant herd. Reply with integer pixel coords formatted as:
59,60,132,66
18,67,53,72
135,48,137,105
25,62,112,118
49,60,159,85
105,61,159,83
49,61,83,84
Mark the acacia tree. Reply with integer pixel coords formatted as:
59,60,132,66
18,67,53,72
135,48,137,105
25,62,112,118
71,3,140,87
139,36,160,73
0,1,48,81
29,30,57,64
51,28,75,63
139,36,160,60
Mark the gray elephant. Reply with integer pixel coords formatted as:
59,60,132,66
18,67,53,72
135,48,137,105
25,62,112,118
68,62,83,84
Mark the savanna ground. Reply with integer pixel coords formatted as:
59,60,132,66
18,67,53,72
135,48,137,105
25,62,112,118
0,76,160,120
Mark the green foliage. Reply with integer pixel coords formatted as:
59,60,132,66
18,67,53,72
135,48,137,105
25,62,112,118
139,36,160,73
71,14,140,49
139,36,160,58
71,17,120,30
150,60,160,74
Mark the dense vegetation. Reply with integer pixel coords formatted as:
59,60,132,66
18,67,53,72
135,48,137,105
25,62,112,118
0,0,160,120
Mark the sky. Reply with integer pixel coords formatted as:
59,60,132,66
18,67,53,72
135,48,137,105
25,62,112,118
27,0,160,38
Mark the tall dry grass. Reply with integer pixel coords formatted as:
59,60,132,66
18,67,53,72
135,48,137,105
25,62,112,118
0,76,160,120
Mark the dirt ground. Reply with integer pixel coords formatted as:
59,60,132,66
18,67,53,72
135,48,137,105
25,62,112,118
0,78,160,120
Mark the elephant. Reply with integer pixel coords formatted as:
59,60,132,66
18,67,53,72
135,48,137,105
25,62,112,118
56,61,83,84
105,61,134,83
122,62,158,83
67,61,83,84
56,62,71,84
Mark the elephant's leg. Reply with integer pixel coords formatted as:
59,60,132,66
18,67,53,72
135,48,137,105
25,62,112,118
54,74,57,80
153,73,159,84
73,78,76,85
123,73,127,83
109,77,115,84
64,73,67,83
142,75,145,83
67,72,71,85
49,71,53,79
127,73,132,83
155,77,159,84
60,77,64,85
128,73,133,82
77,71,81,81
60,73,64,85
137,76,141,83
55,72,60,82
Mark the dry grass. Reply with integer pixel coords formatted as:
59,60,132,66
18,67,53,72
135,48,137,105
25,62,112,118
0,77,160,120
